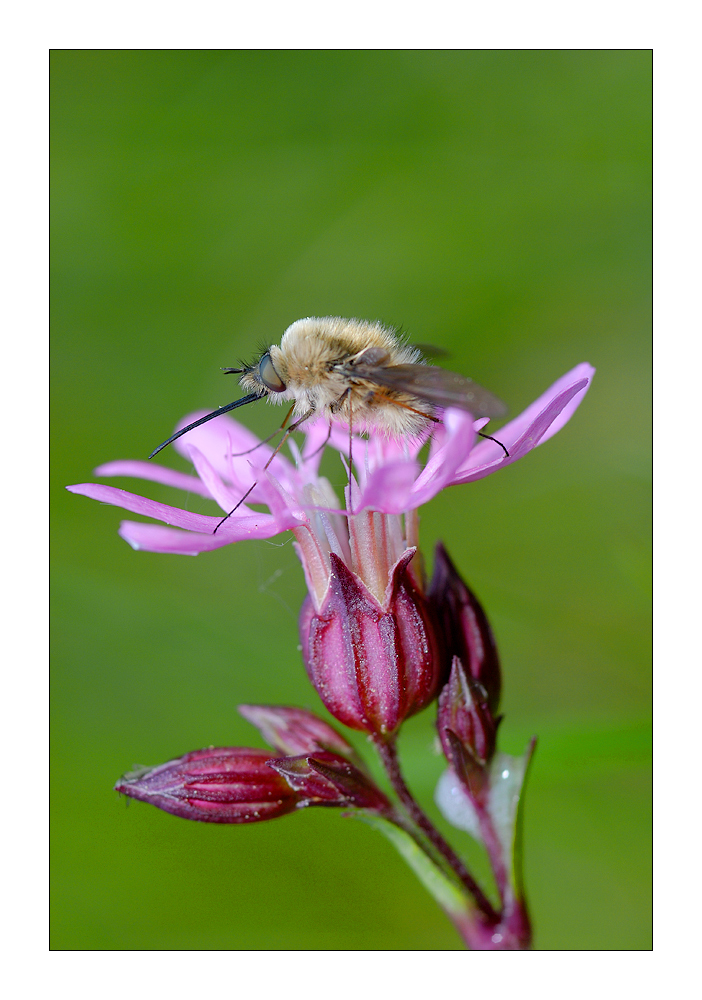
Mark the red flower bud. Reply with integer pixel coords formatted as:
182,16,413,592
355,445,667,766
438,657,499,767
299,550,443,736
114,747,298,823
437,657,501,803
429,543,501,713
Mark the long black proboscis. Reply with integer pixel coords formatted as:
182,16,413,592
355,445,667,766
148,392,262,459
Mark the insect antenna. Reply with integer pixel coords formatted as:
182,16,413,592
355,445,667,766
213,408,315,534
148,393,262,459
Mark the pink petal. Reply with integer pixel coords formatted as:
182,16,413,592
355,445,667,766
529,362,595,446
185,445,250,512
238,704,361,759
66,483,299,539
118,522,243,554
172,410,296,488
67,483,221,532
260,470,309,526
350,458,423,515
409,409,477,499
95,460,212,497
450,363,595,485
353,410,475,514
117,516,300,553
299,417,336,475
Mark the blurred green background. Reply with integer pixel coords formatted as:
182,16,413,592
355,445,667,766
51,50,651,950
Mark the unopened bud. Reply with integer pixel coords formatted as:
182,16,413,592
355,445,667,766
437,657,501,801
429,543,501,712
438,657,499,766
115,747,298,823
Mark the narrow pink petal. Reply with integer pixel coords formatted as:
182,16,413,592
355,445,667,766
94,460,212,497
67,482,299,538
368,432,427,465
411,409,476,494
484,363,594,457
260,469,309,526
117,514,297,552
506,378,591,460
528,363,595,446
185,445,249,512
321,422,367,460
345,412,471,514
67,483,220,532
451,364,595,485
350,459,422,515
118,521,243,554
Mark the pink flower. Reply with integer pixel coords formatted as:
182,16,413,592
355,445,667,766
69,363,593,736
67,362,594,559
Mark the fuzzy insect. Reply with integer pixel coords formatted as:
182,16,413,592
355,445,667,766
149,316,507,459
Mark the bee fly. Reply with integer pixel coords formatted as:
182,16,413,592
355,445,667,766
149,317,509,531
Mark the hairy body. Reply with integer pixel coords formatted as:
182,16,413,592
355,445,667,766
239,316,431,436
149,316,506,459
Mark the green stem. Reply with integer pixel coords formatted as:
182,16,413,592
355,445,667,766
370,733,499,923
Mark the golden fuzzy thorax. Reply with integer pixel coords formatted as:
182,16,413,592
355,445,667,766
239,316,434,437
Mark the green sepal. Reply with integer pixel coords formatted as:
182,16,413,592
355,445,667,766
508,737,537,901
352,812,474,922
435,736,537,903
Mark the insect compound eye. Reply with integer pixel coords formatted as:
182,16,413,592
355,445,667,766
258,352,286,393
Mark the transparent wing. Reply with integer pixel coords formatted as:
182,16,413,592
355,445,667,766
344,361,507,419
411,343,450,360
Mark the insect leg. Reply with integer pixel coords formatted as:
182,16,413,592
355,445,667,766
330,387,352,415
476,431,510,458
213,408,315,534
329,387,355,486
303,420,333,461
348,395,354,490
364,386,441,424
227,404,296,457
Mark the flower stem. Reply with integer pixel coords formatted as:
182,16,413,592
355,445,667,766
371,733,499,923
475,805,511,908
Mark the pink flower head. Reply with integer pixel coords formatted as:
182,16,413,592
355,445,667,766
67,362,594,561
70,364,593,735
